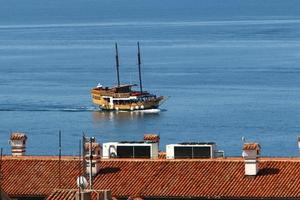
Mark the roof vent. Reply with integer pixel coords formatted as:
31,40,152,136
242,143,261,176
9,132,27,156
166,142,224,159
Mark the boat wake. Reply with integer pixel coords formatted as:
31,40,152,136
110,108,166,114
61,106,99,112
0,104,167,113
134,109,161,113
0,106,99,112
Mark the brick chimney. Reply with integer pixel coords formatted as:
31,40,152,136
84,139,102,177
9,132,27,156
242,143,261,176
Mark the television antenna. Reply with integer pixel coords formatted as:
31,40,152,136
77,176,88,190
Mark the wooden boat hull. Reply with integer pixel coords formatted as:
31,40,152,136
91,92,164,111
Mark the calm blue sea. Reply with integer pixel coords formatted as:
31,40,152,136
1,0,300,156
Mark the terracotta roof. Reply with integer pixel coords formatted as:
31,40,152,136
143,134,160,143
46,189,113,200
46,189,77,200
158,151,166,159
3,156,300,199
10,133,27,140
243,143,261,151
1,156,81,197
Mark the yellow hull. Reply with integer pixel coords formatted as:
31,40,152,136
92,95,163,111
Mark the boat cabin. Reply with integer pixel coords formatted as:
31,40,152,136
113,84,136,93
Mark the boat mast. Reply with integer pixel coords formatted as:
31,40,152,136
137,42,143,94
115,43,120,87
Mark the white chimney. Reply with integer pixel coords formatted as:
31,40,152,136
9,132,27,156
298,136,300,149
84,139,102,177
242,143,261,176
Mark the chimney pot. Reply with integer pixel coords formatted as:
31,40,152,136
242,142,260,176
9,132,27,156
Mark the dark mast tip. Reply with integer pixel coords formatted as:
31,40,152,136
137,42,143,94
115,43,120,87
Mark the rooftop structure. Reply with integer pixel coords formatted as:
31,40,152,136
2,156,300,199
46,189,112,200
1,133,300,199
9,132,27,156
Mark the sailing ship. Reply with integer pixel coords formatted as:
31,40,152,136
91,42,165,111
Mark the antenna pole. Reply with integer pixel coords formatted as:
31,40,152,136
82,133,87,179
89,138,93,190
115,43,121,87
78,139,82,200
137,42,143,94
58,130,62,189
0,148,2,200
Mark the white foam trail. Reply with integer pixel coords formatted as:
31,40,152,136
0,44,107,50
61,106,99,112
134,109,161,113
0,106,99,112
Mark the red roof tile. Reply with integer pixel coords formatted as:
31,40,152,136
3,156,300,199
243,143,261,151
1,156,81,197
46,189,113,200
158,151,166,159
143,134,160,143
